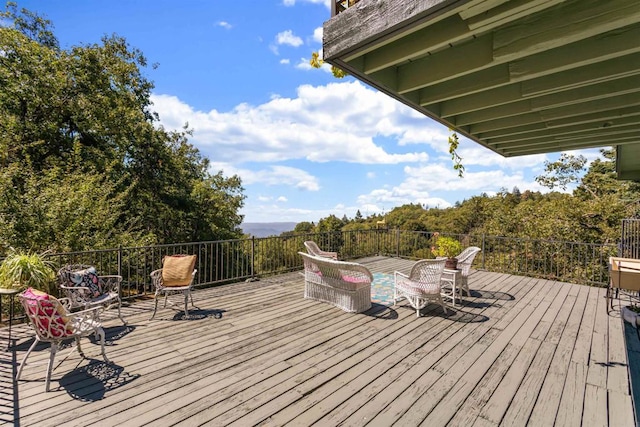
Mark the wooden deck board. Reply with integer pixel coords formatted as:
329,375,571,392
1,256,636,426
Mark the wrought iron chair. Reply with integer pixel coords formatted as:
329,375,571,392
304,240,338,260
58,264,126,325
149,255,198,320
16,288,110,392
394,258,448,316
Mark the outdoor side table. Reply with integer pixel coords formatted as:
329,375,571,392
441,268,462,307
0,288,20,350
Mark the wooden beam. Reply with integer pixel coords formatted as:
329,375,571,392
397,34,494,93
465,0,564,30
483,117,640,145
493,0,640,62
490,127,640,150
363,15,470,74
437,56,640,117
418,65,511,105
499,134,638,156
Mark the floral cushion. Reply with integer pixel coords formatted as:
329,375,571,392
69,267,102,297
22,288,71,338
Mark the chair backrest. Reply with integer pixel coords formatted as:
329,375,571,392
58,264,94,287
304,241,322,255
409,258,447,283
456,247,481,276
19,289,72,340
304,241,337,259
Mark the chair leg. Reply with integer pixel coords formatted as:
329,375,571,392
45,342,58,392
76,336,84,357
16,337,40,382
96,327,110,364
150,292,160,320
184,291,189,317
438,295,449,315
116,297,127,325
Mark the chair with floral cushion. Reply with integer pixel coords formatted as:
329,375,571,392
149,254,200,320
394,258,448,316
16,288,110,392
58,264,126,325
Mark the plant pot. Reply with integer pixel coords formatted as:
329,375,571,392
445,257,458,269
622,306,640,328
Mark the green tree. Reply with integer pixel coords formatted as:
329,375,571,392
0,3,245,252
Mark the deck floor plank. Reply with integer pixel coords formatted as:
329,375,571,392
1,256,635,426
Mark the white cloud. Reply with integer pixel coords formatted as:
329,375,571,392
280,58,290,64
275,30,303,47
312,27,323,44
150,81,440,166
282,0,330,8
277,196,288,202
208,162,320,191
216,21,232,29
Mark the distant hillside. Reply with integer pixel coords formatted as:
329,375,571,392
241,222,297,237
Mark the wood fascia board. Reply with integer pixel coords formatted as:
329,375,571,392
493,0,640,62
323,0,469,61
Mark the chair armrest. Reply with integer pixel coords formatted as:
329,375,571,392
394,271,408,280
99,275,123,293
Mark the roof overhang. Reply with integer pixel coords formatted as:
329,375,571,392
323,0,640,180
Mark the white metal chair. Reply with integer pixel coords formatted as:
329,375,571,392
304,241,338,260
58,264,126,325
149,255,197,320
394,258,448,316
16,288,110,392
454,246,481,296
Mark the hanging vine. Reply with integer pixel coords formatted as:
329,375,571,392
448,130,465,178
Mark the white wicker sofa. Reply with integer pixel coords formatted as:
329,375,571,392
299,252,372,313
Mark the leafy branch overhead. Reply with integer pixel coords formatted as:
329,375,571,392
310,51,347,78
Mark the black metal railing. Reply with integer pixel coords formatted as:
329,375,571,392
0,229,620,324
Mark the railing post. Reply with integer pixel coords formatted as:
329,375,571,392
396,229,400,257
481,234,486,270
117,245,122,277
251,236,256,279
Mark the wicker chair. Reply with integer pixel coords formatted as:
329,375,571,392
304,241,338,260
58,264,126,325
454,246,481,296
16,288,110,392
394,258,448,316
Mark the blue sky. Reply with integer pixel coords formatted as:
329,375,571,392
17,0,601,223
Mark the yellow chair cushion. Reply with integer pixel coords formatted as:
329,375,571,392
162,255,196,287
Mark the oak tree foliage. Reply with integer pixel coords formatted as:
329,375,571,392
0,3,245,253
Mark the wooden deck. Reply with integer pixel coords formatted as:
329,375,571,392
0,256,636,426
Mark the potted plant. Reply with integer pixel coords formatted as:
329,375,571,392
431,235,463,269
0,248,56,294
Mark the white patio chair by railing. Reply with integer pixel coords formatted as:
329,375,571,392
455,246,481,296
394,258,448,317
16,288,110,392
